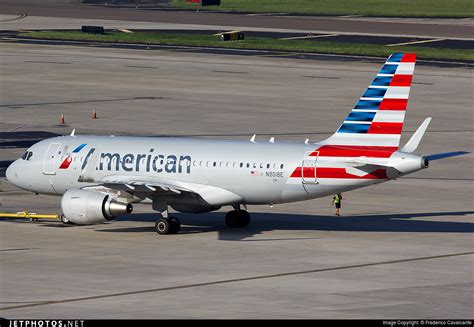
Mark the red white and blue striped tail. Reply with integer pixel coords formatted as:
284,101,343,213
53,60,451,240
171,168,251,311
322,53,416,148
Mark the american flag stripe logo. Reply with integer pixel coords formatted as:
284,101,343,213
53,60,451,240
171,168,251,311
59,143,87,169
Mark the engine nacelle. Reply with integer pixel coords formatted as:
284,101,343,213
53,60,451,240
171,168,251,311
171,204,221,214
61,189,133,225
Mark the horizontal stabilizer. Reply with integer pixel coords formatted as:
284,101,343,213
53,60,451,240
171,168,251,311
401,117,431,153
346,165,380,176
424,151,469,161
345,160,395,176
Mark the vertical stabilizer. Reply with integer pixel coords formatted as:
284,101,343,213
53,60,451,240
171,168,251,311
322,53,416,148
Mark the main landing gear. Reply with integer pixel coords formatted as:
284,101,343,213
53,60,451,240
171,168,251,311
152,202,251,235
155,216,181,235
153,201,181,235
225,205,251,228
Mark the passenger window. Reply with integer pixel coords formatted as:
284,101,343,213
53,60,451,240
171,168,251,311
213,162,217,167
206,161,210,167
246,163,250,168
273,163,277,169
267,164,270,169
240,163,243,168
219,162,223,167
253,163,257,168
260,163,263,168
280,164,284,169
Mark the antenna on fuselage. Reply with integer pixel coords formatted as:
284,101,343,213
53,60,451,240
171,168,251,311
250,134,256,143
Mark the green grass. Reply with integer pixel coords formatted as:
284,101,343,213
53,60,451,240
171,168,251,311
171,0,474,18
18,31,474,62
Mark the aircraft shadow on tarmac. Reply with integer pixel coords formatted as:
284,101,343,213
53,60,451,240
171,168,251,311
97,211,474,241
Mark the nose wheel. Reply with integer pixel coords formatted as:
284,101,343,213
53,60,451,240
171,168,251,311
225,210,250,228
155,216,181,235
60,214,72,225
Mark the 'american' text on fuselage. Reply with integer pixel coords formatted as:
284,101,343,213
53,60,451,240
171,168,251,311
98,149,192,174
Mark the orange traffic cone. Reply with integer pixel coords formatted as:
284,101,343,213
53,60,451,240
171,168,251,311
60,113,65,124
92,109,97,119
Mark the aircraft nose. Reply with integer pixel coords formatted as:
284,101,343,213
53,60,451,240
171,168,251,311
5,160,17,183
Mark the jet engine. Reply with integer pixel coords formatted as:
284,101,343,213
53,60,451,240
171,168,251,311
61,189,133,224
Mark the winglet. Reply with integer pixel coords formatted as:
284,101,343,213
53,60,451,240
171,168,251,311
70,129,76,137
401,117,431,153
250,134,256,143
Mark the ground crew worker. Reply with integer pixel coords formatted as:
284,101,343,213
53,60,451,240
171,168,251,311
332,193,343,216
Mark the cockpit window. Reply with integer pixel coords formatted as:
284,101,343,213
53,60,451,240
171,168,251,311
21,151,33,161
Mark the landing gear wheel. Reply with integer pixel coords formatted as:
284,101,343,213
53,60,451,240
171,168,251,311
60,215,70,224
225,210,251,228
169,216,181,234
225,210,239,228
238,210,250,227
155,218,171,235
155,217,181,235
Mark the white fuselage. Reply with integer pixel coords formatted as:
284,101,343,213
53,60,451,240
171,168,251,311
6,135,426,207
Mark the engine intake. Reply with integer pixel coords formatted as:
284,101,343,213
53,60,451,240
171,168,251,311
61,189,132,225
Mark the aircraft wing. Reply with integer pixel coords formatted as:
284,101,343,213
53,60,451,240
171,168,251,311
99,175,192,194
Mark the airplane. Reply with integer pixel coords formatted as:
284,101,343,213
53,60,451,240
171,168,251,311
5,53,468,235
